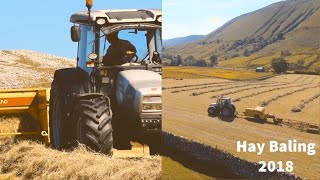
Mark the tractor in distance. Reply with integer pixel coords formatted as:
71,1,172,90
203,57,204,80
49,1,162,155
207,97,236,118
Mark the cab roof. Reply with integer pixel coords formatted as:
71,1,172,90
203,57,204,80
70,9,161,24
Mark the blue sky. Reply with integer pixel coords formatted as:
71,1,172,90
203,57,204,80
0,0,284,58
0,0,161,58
163,0,284,39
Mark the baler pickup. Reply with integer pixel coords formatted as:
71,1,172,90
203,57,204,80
0,88,50,144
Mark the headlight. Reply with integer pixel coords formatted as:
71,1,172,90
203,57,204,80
157,16,162,23
142,103,162,111
96,18,106,25
152,67,162,72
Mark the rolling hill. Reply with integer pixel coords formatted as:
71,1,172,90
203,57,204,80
163,35,204,48
164,0,320,72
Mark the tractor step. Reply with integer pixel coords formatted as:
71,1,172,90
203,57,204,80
113,142,151,158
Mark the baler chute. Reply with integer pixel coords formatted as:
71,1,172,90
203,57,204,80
0,88,50,144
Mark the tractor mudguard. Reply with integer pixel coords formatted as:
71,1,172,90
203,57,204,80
50,68,92,148
53,67,90,95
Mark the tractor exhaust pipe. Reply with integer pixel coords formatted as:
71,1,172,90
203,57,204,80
86,0,93,20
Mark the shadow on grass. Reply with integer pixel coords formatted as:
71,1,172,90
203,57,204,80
161,145,243,179
208,114,236,123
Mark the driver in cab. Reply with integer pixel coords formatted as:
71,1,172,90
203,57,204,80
103,31,136,66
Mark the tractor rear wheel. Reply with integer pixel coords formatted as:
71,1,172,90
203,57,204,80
220,106,235,117
74,95,113,155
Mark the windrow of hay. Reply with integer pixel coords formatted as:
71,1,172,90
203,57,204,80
172,81,281,94
163,81,231,90
260,85,320,107
208,82,289,98
291,93,320,112
232,83,310,102
0,140,161,180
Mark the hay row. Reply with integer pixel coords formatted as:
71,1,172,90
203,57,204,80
292,75,303,83
291,93,320,112
163,81,234,90
309,76,318,84
172,81,283,93
210,82,290,98
259,85,320,107
192,82,288,96
233,83,310,102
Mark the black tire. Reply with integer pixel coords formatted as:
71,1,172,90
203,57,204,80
220,106,234,117
49,80,72,149
74,96,113,155
148,133,161,155
230,104,236,113
208,107,218,116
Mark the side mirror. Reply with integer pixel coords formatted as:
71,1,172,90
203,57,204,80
71,25,81,42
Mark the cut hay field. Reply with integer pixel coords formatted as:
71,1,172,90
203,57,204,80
163,66,274,80
0,116,161,180
163,74,320,179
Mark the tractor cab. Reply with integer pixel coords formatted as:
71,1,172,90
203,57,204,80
70,9,162,73
217,97,232,109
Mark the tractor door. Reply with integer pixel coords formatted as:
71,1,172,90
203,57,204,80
77,25,95,73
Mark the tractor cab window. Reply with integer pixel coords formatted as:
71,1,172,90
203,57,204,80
100,28,162,64
218,99,229,107
100,29,147,63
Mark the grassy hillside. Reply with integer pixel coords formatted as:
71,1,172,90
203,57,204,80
0,50,75,88
164,0,320,72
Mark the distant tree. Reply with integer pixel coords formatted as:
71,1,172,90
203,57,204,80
281,50,291,57
315,67,320,75
294,60,305,71
257,36,264,43
163,54,174,60
194,59,208,67
170,59,178,66
183,55,196,66
271,57,288,73
243,49,251,57
162,61,170,66
209,55,218,66
277,33,285,40
185,55,195,61
176,55,183,65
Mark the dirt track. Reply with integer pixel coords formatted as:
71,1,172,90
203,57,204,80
163,74,320,179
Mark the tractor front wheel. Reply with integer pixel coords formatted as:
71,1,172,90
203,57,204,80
208,107,218,116
74,95,113,155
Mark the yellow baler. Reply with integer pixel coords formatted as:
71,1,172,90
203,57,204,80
0,88,50,144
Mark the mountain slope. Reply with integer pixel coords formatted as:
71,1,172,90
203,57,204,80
163,35,204,48
164,0,320,71
0,50,75,89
